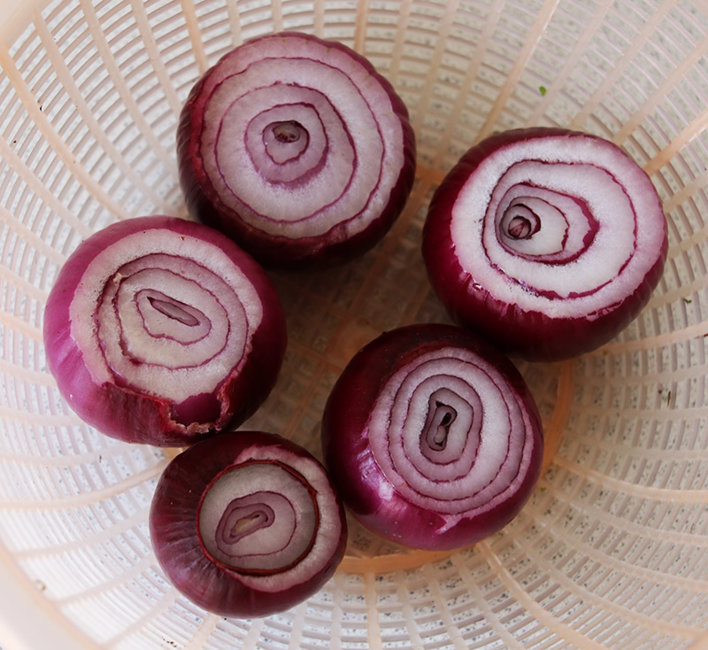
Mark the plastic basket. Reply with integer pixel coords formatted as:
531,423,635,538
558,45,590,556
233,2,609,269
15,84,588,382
1,0,707,648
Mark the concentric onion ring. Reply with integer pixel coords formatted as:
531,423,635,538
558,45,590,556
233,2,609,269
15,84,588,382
43,216,286,446
149,431,347,618
178,31,416,266
322,324,543,551
423,128,668,360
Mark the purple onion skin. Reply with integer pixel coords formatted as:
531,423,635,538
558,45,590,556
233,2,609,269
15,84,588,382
423,128,668,361
177,31,416,268
321,323,544,551
43,216,286,446
149,431,347,618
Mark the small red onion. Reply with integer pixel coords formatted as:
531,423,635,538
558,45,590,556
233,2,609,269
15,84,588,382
321,324,543,551
43,216,286,446
149,431,347,618
423,128,668,360
178,31,416,267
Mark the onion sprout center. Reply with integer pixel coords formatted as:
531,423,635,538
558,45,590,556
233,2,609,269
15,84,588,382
147,296,199,327
425,400,458,451
228,509,272,542
507,215,534,239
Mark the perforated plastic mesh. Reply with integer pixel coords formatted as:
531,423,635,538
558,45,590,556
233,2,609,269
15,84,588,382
0,0,707,648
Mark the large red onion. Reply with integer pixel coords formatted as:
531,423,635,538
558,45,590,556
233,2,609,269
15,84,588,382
43,216,286,446
423,128,668,360
321,324,543,551
149,431,347,618
178,31,416,267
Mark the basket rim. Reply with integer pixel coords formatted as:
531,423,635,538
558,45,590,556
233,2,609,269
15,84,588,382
0,1,43,47
0,544,98,650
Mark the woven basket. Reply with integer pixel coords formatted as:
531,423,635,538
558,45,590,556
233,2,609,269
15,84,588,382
1,0,707,648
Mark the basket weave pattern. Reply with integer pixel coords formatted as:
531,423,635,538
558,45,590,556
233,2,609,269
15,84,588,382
0,0,707,648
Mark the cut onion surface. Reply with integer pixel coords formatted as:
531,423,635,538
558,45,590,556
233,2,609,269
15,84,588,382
423,128,668,360
149,431,347,617
178,31,416,267
321,323,543,551
43,216,286,446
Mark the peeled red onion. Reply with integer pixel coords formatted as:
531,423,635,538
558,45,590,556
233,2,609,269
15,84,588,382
423,128,668,360
149,431,347,618
321,323,543,551
178,31,416,267
43,216,286,446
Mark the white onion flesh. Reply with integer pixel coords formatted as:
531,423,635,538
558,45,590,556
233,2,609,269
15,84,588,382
455,138,661,314
199,462,317,573
69,229,260,404
369,348,535,519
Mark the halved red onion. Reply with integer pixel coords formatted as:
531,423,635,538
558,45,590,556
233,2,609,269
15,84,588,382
178,31,416,267
149,431,347,618
423,128,668,360
43,216,286,446
321,324,543,551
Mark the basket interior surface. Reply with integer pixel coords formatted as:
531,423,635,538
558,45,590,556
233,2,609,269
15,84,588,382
0,0,707,648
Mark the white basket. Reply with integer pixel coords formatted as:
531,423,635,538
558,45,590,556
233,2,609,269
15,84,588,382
1,1,707,648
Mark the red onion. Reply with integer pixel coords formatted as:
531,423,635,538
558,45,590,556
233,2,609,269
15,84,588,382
149,431,347,618
321,323,543,551
43,216,286,446
423,128,668,360
178,31,416,267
